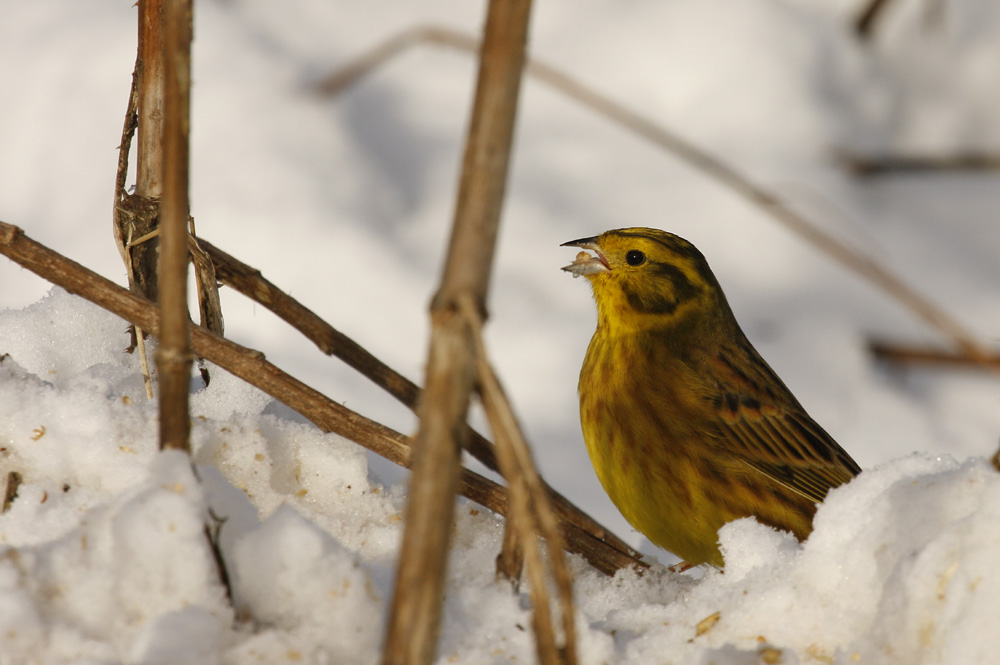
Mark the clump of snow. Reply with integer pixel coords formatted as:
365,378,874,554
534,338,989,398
231,506,382,662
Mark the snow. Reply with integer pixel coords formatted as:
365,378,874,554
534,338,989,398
1,0,999,663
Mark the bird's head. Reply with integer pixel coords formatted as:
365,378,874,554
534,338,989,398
562,227,725,333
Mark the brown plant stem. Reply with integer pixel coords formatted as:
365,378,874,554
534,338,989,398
0,220,645,577
382,2,534,664
869,340,1000,371
127,0,166,302
157,0,194,452
462,295,577,665
839,150,1000,175
111,59,155,399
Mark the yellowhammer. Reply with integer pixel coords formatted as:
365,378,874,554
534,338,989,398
563,227,860,567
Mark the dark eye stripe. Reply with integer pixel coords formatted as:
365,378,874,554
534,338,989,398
623,283,677,315
621,262,701,315
649,261,700,303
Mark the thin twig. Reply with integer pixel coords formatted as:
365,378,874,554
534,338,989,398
188,219,225,386
125,226,155,399
462,295,577,665
198,239,420,407
112,57,141,270
316,24,997,373
838,150,1000,175
316,26,475,97
204,518,234,605
111,49,154,399
383,3,534,664
869,340,1000,371
188,222,224,338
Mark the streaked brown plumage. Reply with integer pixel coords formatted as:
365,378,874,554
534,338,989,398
563,228,860,566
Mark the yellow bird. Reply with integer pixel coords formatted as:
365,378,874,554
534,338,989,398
563,228,860,567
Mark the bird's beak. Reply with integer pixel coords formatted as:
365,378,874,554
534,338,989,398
561,236,610,277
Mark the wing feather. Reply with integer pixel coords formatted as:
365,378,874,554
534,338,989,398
717,397,859,504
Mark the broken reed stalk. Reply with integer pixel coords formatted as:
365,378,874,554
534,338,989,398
188,228,225,338
195,237,642,573
114,4,224,397
111,58,155,400
157,0,194,452
316,24,998,375
496,513,525,582
128,0,166,302
382,2,534,664
0,220,645,576
461,295,577,665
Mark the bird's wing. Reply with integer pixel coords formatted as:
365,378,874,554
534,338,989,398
715,394,861,504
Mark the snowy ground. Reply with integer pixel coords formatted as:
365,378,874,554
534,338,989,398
1,0,999,663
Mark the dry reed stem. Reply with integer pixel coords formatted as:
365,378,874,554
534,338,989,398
128,0,166,302
113,12,222,397
126,229,155,400
384,309,474,665
495,515,525,583
112,58,141,272
316,24,997,374
383,3,534,664
157,0,194,452
188,227,225,338
461,295,577,665
112,53,154,399
137,0,166,201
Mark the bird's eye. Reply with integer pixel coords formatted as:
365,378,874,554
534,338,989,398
625,250,646,266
